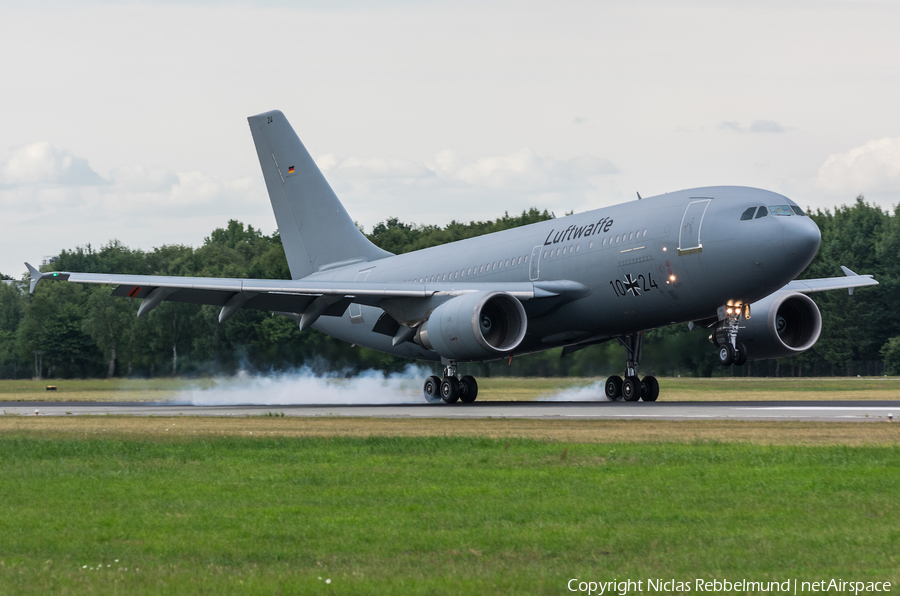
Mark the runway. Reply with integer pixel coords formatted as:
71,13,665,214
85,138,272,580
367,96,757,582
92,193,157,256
5,400,899,421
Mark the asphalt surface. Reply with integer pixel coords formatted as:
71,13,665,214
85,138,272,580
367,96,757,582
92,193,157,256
4,400,899,421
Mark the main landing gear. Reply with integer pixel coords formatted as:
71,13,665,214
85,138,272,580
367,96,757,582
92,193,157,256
605,332,660,402
423,360,479,404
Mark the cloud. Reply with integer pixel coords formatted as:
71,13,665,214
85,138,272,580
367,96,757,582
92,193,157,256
814,137,900,197
718,120,786,134
110,164,179,193
318,148,619,197
748,120,786,133
432,148,618,192
317,155,435,181
0,142,106,186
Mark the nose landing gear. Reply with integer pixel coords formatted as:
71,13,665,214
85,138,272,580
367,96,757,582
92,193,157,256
605,332,659,402
712,303,749,367
423,361,479,404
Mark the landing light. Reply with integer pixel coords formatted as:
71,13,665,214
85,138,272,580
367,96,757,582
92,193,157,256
669,275,676,281
663,247,667,251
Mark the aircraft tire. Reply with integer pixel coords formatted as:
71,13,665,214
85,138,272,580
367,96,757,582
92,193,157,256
622,376,641,401
423,375,442,403
440,377,460,404
733,342,748,366
605,376,623,401
641,376,659,402
459,376,478,403
718,344,735,366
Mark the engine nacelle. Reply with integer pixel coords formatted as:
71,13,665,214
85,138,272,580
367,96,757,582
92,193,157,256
740,291,822,360
416,291,527,361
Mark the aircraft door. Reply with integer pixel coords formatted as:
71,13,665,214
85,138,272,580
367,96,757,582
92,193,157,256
529,246,542,281
678,199,712,255
349,269,371,323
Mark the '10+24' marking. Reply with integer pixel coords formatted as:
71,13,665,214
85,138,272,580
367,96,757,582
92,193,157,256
610,272,659,297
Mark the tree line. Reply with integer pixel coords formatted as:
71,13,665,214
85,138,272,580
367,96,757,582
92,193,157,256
0,199,896,380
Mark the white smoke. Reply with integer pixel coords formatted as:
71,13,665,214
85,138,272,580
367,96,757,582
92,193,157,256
175,365,433,406
538,380,611,402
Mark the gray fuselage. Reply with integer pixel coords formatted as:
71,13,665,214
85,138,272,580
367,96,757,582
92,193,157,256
311,186,821,362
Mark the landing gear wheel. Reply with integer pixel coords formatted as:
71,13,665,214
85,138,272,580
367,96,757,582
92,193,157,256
440,377,460,404
622,376,641,401
605,376,623,401
718,343,735,366
459,375,478,403
733,342,748,367
423,375,442,403
641,376,659,402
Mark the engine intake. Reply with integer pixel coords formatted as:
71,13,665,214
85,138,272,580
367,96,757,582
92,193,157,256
416,291,527,361
741,291,822,360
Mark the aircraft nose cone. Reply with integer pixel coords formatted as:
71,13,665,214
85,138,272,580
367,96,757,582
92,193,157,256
783,216,821,267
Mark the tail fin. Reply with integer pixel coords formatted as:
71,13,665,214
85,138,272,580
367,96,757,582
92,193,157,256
248,110,391,279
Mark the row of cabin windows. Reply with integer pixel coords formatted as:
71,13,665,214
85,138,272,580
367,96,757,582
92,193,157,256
740,205,805,220
405,254,530,283
545,228,649,258
402,227,650,283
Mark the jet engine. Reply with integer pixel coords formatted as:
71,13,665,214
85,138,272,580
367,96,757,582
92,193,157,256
415,291,527,361
739,292,822,360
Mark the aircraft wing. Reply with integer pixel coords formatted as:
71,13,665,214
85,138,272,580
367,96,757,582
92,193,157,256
25,263,589,323
782,266,878,295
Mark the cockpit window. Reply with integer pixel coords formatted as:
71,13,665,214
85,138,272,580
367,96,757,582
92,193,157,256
740,207,756,221
791,205,805,216
769,205,794,216
755,206,768,219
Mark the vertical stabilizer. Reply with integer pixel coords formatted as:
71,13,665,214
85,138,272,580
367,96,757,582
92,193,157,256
248,110,391,279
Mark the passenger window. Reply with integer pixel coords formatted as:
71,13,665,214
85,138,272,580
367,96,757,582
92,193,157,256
518,256,523,265
643,229,647,238
543,250,548,258
524,256,529,263
467,267,472,275
755,207,768,219
575,244,580,252
629,232,634,241
791,205,805,216
556,248,561,256
769,205,793,216
601,238,606,246
589,241,594,249
615,235,620,243
569,245,574,253
740,207,756,221
562,247,567,255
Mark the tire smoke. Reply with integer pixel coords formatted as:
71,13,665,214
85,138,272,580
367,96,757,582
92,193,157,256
538,381,611,401
175,365,433,406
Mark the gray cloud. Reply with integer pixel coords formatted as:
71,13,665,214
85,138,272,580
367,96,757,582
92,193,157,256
749,120,786,134
718,120,787,134
0,142,106,186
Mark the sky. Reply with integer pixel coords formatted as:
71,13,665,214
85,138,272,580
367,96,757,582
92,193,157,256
1,0,899,277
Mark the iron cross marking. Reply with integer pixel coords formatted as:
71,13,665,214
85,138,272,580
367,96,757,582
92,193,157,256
623,274,641,296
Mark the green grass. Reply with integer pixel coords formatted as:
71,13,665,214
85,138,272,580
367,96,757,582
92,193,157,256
0,434,897,594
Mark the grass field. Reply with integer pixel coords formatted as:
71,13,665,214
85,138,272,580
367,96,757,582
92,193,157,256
0,428,897,595
3,376,900,402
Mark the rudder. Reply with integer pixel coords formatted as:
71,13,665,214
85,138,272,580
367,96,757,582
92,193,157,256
248,110,391,279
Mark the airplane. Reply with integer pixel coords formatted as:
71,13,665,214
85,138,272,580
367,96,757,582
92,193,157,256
26,110,878,403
